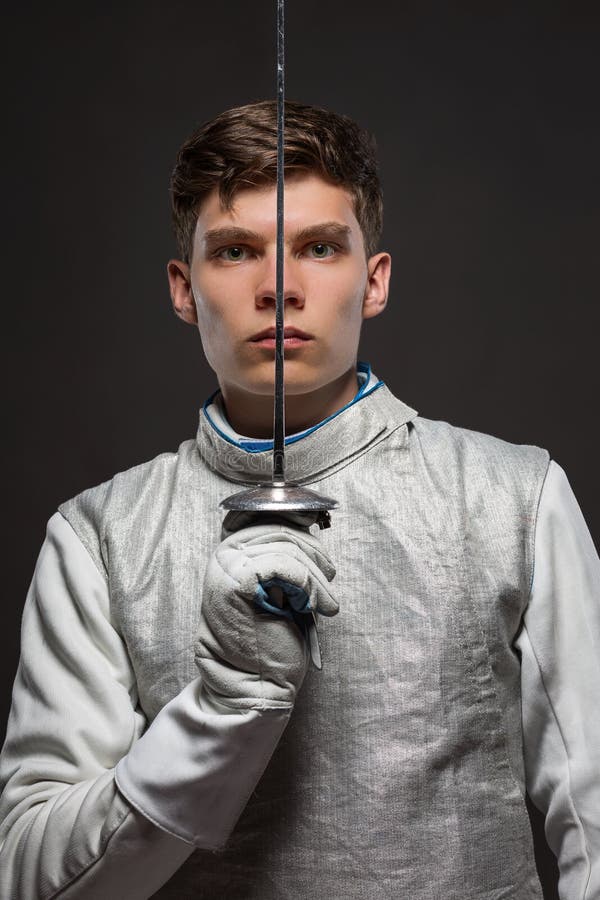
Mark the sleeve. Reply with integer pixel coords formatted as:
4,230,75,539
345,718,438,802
515,459,600,900
0,511,292,900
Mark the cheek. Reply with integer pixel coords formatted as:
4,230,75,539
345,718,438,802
314,264,366,321
191,273,231,335
194,263,254,315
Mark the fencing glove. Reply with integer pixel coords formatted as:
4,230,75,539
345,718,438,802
194,516,338,712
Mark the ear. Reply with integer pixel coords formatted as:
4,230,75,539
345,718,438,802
167,259,198,325
362,252,391,320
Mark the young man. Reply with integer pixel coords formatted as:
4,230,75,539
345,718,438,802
0,100,598,899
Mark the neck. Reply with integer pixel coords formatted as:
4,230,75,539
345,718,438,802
219,366,360,439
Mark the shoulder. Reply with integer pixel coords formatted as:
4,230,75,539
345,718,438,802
412,414,550,472
57,438,198,577
410,415,551,511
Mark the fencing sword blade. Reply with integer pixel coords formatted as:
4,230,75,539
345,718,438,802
219,0,338,670
220,0,337,528
273,0,285,484
219,0,338,528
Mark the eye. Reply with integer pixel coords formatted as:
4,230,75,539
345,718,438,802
307,242,336,259
217,246,247,262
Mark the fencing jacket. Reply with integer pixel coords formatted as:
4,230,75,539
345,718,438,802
0,362,598,900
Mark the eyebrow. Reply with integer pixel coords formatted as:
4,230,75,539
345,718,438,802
202,221,352,251
203,227,263,250
293,222,352,244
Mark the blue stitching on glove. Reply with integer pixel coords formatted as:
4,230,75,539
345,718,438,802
254,578,311,619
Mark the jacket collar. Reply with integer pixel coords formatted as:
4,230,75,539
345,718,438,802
195,362,418,485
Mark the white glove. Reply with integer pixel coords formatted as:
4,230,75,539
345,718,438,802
194,514,338,711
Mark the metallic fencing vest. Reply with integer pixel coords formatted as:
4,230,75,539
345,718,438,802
59,378,549,899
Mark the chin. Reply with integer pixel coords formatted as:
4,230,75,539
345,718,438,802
237,360,323,395
244,379,313,397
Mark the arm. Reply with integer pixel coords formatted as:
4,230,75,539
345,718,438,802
0,512,292,899
515,459,600,900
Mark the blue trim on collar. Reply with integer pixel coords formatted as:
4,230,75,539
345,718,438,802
202,361,384,454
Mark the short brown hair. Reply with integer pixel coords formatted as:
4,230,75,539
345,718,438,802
170,99,383,262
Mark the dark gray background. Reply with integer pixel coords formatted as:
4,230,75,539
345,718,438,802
3,3,599,896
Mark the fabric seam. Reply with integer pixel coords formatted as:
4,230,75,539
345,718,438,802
57,510,109,586
521,622,592,899
526,454,552,602
523,454,594,896
113,769,205,848
47,803,132,900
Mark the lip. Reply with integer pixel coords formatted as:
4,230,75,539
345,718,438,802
249,326,314,341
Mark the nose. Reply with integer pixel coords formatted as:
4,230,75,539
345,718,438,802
254,254,305,310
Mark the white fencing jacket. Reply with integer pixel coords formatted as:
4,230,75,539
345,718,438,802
0,363,598,899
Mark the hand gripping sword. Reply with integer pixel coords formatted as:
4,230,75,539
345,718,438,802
220,0,338,667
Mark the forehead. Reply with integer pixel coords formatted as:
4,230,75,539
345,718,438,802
194,173,360,238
